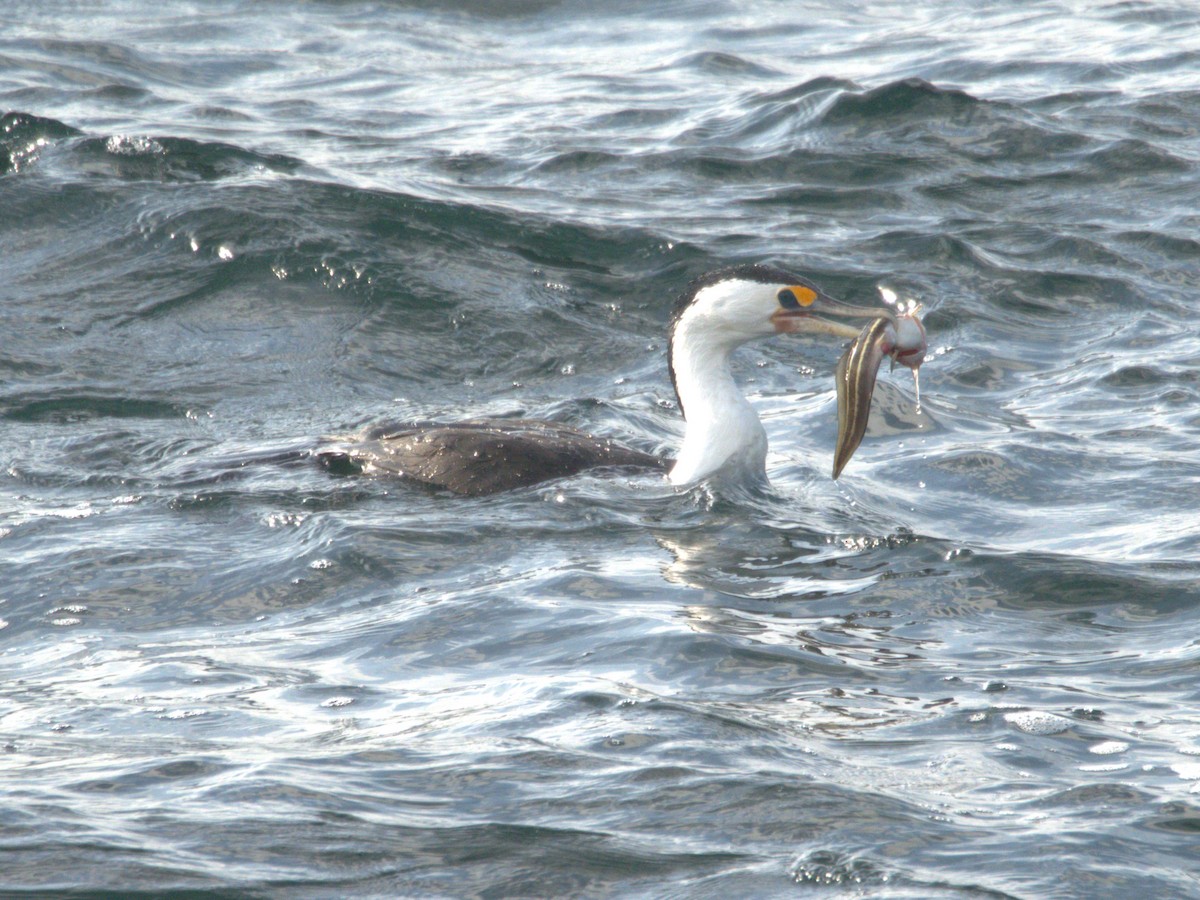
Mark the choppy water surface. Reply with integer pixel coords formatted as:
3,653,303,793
4,1,1200,897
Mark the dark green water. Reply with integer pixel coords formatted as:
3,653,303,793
4,2,1200,897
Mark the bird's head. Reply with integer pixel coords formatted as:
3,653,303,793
671,265,891,348
668,264,927,479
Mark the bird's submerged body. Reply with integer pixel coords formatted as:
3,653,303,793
318,418,668,496
321,265,926,496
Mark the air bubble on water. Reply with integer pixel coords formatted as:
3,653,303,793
106,135,164,156
1004,711,1071,735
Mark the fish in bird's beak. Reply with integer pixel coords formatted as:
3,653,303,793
833,312,927,479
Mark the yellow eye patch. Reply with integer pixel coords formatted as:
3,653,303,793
777,285,817,309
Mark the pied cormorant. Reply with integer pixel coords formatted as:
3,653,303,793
318,264,926,495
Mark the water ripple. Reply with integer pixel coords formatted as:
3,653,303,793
5,1,1200,896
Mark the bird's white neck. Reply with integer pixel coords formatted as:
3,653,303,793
668,312,768,487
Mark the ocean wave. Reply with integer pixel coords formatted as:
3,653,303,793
1,392,188,424
0,111,80,174
2,110,301,181
819,77,987,125
6,6,1200,893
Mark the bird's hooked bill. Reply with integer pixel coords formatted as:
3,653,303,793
832,312,927,479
